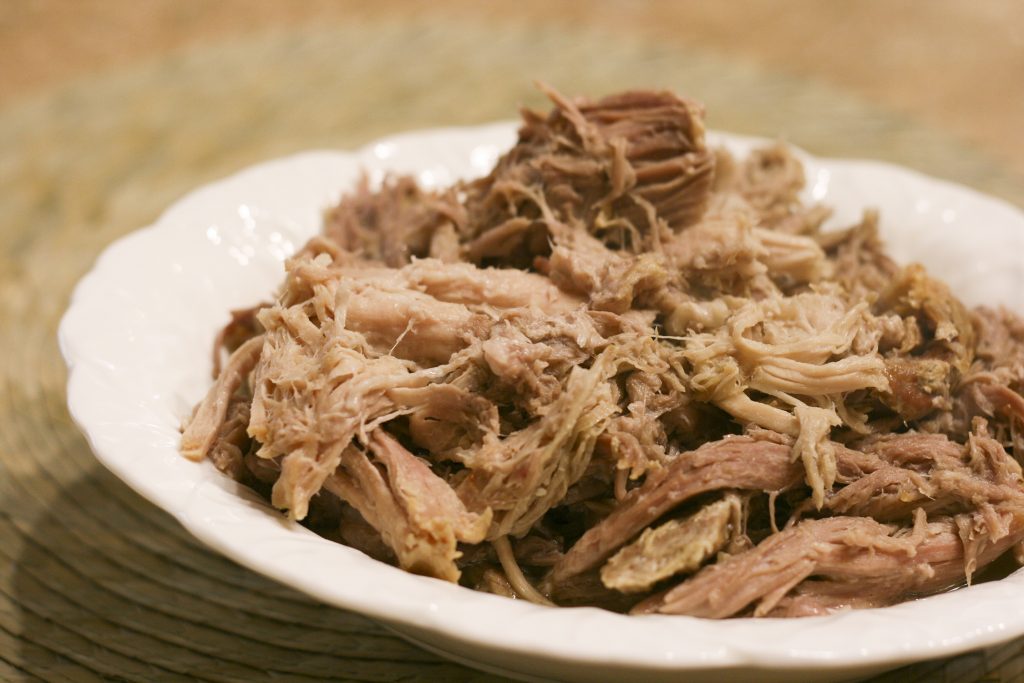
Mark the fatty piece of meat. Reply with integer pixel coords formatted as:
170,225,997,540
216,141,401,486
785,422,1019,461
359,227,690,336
323,432,490,582
324,174,466,267
342,279,491,365
656,290,745,337
547,436,801,586
401,259,583,313
749,354,889,396
725,290,877,366
600,493,745,593
337,257,584,311
306,256,583,365
635,512,1024,618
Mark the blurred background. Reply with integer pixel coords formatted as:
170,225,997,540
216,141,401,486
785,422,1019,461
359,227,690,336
1,1,1022,681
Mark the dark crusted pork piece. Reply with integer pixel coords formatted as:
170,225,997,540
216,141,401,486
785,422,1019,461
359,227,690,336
461,84,714,262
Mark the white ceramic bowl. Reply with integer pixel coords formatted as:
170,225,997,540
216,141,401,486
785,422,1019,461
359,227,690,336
60,122,1024,682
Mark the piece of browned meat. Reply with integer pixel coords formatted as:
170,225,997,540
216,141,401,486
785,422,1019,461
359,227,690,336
461,84,714,264
547,435,801,587
600,493,746,593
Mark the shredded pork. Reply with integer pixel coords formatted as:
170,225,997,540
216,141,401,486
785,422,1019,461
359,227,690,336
183,85,1024,617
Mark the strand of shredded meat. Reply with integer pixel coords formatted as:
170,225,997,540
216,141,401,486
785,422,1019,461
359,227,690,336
182,84,1024,617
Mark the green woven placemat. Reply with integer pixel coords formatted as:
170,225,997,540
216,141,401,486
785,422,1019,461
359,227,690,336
1,15,1021,682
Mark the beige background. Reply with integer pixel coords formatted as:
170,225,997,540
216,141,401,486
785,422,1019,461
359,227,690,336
4,1,1024,185
1,2,1022,681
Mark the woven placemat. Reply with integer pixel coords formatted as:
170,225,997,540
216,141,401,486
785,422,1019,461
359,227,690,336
2,15,1022,682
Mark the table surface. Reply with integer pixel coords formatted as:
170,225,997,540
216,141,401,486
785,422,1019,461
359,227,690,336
2,2,1023,681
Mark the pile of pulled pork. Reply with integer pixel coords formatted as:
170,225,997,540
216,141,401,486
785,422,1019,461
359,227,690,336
182,86,1024,618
